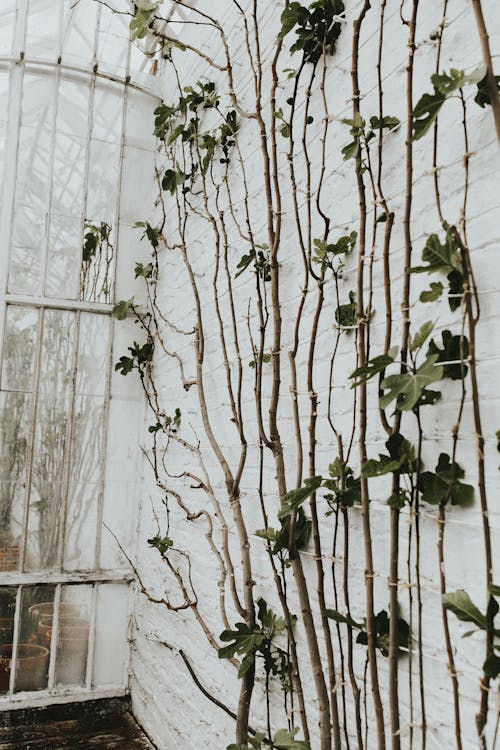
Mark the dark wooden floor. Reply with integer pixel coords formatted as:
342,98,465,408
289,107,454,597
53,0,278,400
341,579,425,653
0,698,155,750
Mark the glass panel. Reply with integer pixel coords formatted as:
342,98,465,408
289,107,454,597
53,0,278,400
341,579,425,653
61,0,98,68
0,587,16,694
93,85,123,144
12,585,56,692
86,139,120,223
0,2,16,56
26,0,61,58
93,583,128,687
45,214,82,300
26,310,76,570
0,307,38,568
51,130,86,218
54,585,91,687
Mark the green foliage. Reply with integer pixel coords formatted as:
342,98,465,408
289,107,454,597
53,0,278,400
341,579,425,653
380,355,443,412
419,453,474,507
410,231,464,311
278,0,345,64
409,321,435,353
228,728,310,750
82,222,112,263
148,408,181,434
335,291,357,328
278,476,324,519
420,281,443,303
475,73,500,108
342,113,400,172
412,65,486,140
349,347,398,388
130,5,159,42
323,458,361,509
219,599,289,681
147,534,173,555
256,507,312,557
427,330,469,380
236,245,271,281
135,221,161,249
112,299,134,321
326,608,409,658
162,168,188,194
249,347,271,368
115,340,154,376
312,231,357,271
362,433,417,478
135,262,154,279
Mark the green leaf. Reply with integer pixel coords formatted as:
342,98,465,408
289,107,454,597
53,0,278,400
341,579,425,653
369,115,400,131
420,281,444,303
115,355,134,376
419,453,474,507
342,140,360,160
349,347,398,387
380,355,443,412
130,6,158,41
147,535,173,555
112,299,133,321
273,728,311,749
475,73,500,108
325,609,363,630
278,476,324,518
483,651,500,679
135,262,154,279
427,330,469,380
489,583,500,597
409,321,434,352
412,88,446,140
410,232,462,275
335,291,357,328
162,168,188,194
442,590,486,630
278,2,302,39
362,433,416,478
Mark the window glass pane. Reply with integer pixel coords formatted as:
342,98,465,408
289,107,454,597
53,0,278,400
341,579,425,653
0,587,17,694
26,310,76,570
0,307,38,569
26,0,61,58
55,584,91,687
0,2,16,56
61,0,98,68
92,583,128,687
12,585,55,692
45,214,82,300
79,220,116,303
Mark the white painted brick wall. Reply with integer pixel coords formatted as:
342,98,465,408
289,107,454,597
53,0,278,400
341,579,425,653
127,2,500,748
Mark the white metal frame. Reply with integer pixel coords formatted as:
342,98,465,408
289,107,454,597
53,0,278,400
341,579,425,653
0,0,157,709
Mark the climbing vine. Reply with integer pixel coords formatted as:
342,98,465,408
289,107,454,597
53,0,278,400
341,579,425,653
104,1,499,748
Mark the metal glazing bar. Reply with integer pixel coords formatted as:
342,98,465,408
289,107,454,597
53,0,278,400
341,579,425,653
7,586,22,697
85,582,98,689
0,572,133,586
0,56,161,99
1,293,114,314
47,583,62,690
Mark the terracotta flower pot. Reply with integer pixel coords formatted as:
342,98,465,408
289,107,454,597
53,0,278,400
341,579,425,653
28,601,80,628
37,617,88,647
0,643,49,692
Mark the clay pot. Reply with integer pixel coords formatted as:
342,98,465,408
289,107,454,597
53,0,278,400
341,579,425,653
28,601,80,629
0,643,49,692
37,616,88,647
